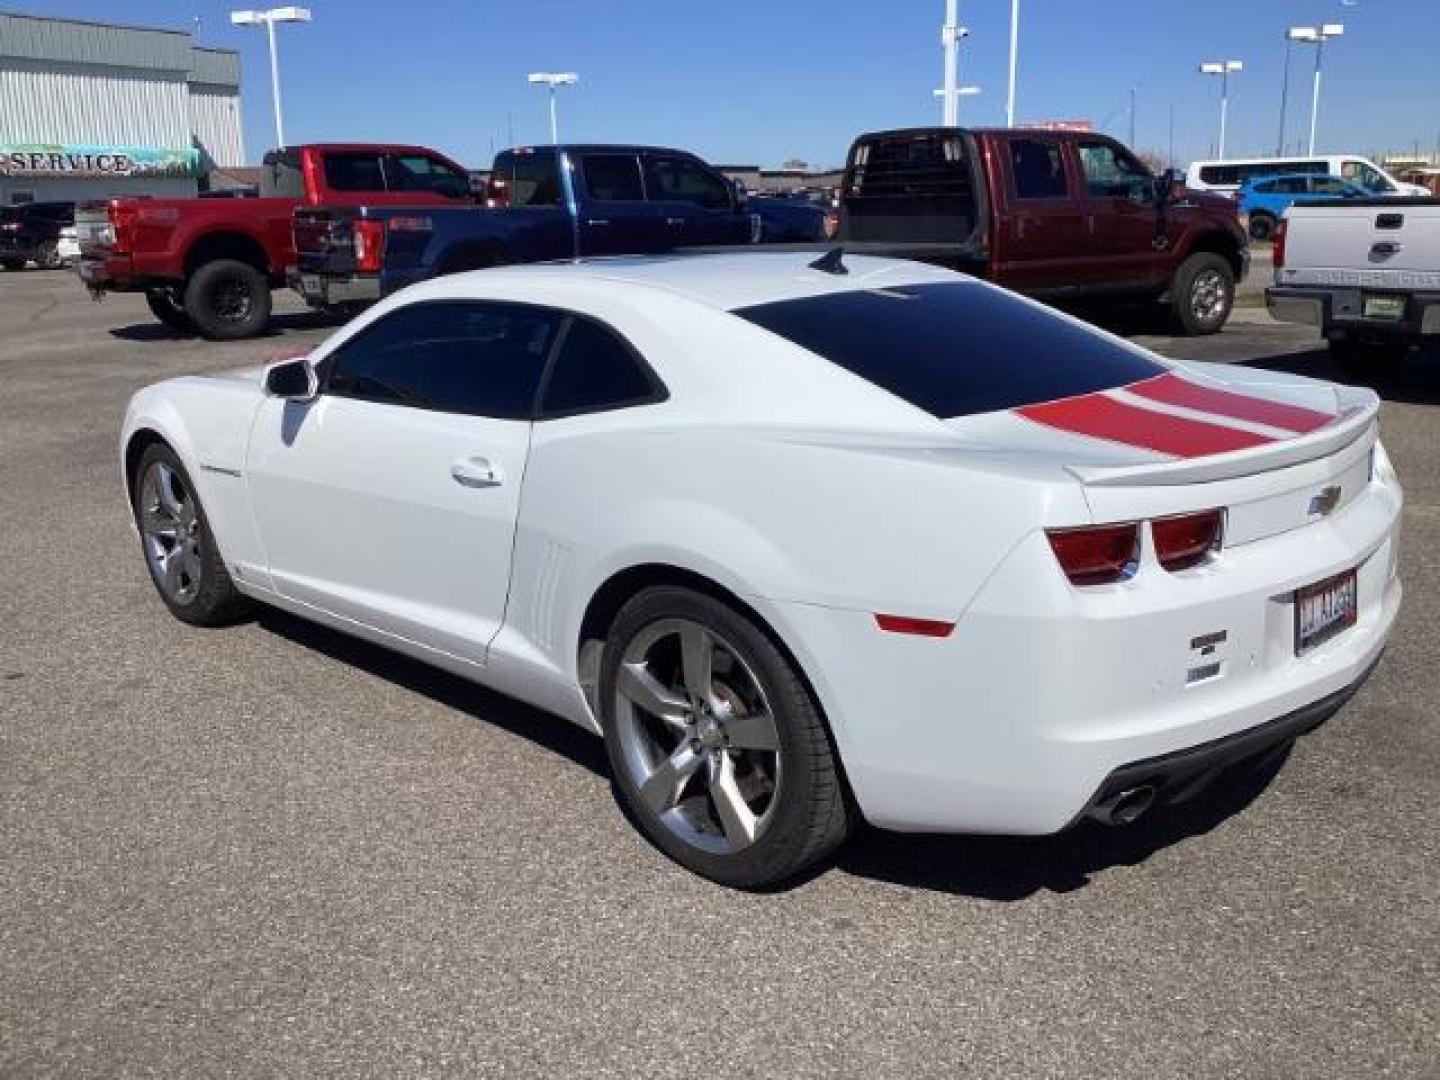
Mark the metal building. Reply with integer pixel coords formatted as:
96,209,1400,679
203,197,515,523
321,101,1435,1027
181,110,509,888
0,10,243,205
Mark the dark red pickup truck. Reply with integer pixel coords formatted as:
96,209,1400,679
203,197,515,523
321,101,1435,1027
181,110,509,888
75,143,474,339
835,127,1249,334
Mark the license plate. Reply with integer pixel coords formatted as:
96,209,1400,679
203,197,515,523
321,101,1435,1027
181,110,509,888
1362,295,1405,321
1295,569,1358,655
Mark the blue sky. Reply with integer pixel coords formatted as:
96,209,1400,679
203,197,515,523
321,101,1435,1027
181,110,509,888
20,0,1440,169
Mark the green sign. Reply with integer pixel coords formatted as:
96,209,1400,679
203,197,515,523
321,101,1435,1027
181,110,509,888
0,144,200,179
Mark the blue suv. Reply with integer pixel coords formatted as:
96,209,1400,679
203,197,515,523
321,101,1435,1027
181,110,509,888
1237,173,1367,241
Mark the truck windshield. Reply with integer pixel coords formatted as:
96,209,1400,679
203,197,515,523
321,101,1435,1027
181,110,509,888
734,282,1164,419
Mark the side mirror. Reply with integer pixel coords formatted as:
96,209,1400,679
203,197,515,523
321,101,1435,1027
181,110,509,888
265,357,318,401
1156,168,1185,205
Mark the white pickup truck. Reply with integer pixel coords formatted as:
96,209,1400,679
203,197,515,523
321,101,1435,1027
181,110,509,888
1267,197,1440,373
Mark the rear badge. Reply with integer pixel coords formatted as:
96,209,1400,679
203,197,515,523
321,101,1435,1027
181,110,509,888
1187,630,1227,686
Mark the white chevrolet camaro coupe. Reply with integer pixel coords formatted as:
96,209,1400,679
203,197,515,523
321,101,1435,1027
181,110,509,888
121,252,1402,887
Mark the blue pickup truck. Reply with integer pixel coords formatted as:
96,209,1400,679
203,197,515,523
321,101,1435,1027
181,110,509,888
292,144,786,309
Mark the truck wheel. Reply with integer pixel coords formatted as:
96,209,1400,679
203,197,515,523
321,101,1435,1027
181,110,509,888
1248,213,1276,242
145,288,195,333
1328,335,1410,379
1170,253,1234,336
1,258,24,271
183,259,272,340
35,240,63,270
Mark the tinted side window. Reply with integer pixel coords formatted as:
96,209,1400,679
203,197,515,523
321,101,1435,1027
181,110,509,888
325,301,560,419
1008,139,1068,199
387,154,471,200
510,156,562,207
582,154,645,201
539,318,660,417
645,157,731,209
736,282,1163,420
324,153,386,192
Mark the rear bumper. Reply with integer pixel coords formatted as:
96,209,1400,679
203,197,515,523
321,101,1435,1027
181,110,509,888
289,266,381,308
756,457,1403,836
76,253,164,294
1266,284,1440,339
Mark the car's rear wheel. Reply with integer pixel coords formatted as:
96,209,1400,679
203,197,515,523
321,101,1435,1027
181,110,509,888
1,258,24,271
1248,213,1276,242
183,259,272,340
600,586,852,888
1170,252,1235,336
145,288,194,332
132,443,251,626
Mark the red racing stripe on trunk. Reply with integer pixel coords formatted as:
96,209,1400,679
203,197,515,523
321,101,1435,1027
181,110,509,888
1017,393,1275,457
1128,372,1334,433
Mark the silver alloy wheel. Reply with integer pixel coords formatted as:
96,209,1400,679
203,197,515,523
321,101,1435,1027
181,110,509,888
1190,268,1229,324
138,461,203,605
614,618,783,855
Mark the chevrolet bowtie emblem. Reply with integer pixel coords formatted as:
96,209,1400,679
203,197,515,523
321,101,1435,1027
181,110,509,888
1309,485,1342,516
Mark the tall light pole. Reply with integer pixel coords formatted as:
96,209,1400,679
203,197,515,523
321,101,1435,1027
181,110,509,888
1288,24,1343,155
1198,60,1242,159
231,7,311,149
1006,0,1019,126
934,85,981,124
527,72,578,144
1277,32,1294,155
938,0,970,127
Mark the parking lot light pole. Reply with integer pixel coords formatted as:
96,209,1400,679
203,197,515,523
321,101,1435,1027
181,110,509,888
1288,24,1343,155
934,85,981,124
1198,60,1242,159
1006,0,1019,127
230,7,311,150
938,0,971,127
527,72,578,144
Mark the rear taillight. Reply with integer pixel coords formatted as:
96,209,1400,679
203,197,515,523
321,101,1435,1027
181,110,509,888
1045,523,1140,586
1152,509,1224,572
485,177,510,208
1273,217,1287,268
110,204,139,253
823,210,840,240
353,218,385,273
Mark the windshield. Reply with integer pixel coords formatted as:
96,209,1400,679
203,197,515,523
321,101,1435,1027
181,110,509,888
735,282,1164,420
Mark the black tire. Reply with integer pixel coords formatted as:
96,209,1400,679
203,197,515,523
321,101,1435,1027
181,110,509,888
1,258,24,271
144,288,195,332
1248,213,1276,242
35,239,62,270
132,443,252,627
1328,334,1410,380
1169,251,1235,336
599,586,853,888
182,258,272,340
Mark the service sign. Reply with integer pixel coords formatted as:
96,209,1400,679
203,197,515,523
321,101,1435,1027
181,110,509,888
0,144,200,179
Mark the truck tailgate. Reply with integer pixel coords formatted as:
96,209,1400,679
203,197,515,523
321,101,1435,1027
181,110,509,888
1278,199,1440,290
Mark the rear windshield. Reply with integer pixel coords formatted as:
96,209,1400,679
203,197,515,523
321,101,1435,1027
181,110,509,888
845,133,971,198
735,282,1163,419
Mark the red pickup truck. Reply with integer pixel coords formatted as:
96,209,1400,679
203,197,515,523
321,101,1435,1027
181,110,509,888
75,143,474,339
835,127,1249,334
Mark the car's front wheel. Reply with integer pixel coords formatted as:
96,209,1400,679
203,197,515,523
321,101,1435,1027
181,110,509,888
132,443,251,626
35,239,62,270
1248,213,1276,242
600,586,852,888
1170,252,1235,336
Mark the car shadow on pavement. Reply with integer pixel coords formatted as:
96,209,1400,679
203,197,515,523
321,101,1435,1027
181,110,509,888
108,310,341,342
255,609,611,778
831,752,1290,900
1242,345,1440,406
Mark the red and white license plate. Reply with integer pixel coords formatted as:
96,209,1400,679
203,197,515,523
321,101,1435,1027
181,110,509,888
1295,569,1358,655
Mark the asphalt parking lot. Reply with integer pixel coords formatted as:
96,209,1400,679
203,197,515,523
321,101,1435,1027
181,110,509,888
1,268,1436,1078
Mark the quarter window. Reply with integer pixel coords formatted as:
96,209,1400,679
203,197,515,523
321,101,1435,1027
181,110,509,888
1008,138,1069,199
323,152,386,192
324,301,561,419
509,157,563,207
582,154,645,201
539,317,660,417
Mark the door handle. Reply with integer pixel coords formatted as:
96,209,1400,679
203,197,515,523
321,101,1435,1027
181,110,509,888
585,218,611,226
451,456,503,488
666,217,686,226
